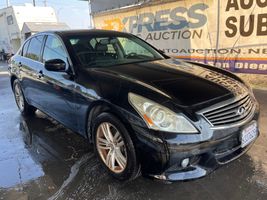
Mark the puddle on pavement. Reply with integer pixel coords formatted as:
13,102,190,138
0,111,91,199
3,113,265,200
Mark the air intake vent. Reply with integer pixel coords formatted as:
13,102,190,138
201,95,255,127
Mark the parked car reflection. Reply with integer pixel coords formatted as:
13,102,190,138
17,111,90,191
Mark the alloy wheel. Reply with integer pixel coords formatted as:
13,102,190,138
96,122,127,173
14,84,25,111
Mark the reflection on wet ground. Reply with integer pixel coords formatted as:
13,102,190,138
0,74,267,200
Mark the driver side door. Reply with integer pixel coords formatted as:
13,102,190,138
40,35,78,131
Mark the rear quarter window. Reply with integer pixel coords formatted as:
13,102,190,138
22,40,30,57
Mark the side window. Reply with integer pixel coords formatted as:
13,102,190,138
7,15,13,25
22,40,30,57
26,36,44,61
43,36,67,64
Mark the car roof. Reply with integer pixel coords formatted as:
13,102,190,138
37,29,133,38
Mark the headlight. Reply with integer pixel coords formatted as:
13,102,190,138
128,93,198,133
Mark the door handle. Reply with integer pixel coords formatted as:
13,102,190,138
37,70,44,79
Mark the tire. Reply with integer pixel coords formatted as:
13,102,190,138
92,112,140,181
13,79,36,116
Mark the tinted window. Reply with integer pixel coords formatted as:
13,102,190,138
22,40,30,57
68,35,163,67
26,36,44,61
43,36,67,63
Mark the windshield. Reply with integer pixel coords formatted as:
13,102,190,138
68,35,164,67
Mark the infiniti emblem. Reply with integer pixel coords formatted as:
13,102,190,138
237,106,246,116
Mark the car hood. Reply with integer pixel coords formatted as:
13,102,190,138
91,58,248,107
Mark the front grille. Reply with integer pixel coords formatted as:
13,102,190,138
201,94,255,127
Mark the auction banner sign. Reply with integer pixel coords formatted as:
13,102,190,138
93,0,267,75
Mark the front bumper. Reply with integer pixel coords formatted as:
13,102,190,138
132,107,260,182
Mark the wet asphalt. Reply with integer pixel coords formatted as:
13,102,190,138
0,61,267,200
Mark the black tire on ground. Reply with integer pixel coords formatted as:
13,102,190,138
13,79,36,116
92,112,141,181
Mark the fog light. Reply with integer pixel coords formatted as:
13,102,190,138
181,158,190,168
154,174,167,180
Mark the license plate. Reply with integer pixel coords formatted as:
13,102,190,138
241,122,258,148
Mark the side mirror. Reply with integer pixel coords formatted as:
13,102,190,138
44,59,66,72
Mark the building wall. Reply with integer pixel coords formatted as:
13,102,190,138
0,7,16,53
0,4,57,53
93,0,267,89
12,5,57,30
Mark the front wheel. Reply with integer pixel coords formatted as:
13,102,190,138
13,79,36,116
92,113,140,181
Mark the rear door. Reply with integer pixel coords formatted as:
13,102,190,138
16,35,45,108
24,35,46,108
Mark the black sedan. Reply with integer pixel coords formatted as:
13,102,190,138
9,30,260,181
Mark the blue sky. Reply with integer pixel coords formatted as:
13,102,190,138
0,0,91,29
